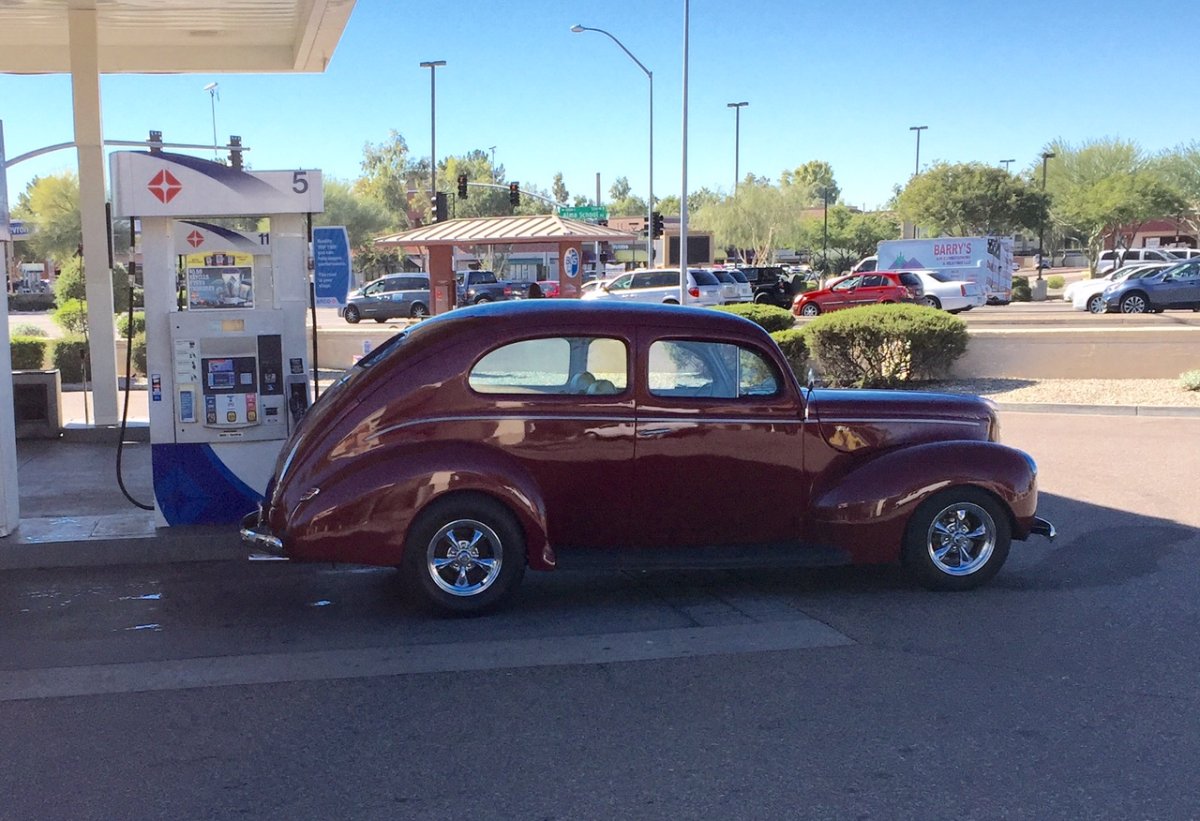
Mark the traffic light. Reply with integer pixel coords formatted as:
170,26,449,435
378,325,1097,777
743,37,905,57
457,174,468,199
651,211,664,238
228,135,243,170
509,182,520,206
434,192,448,222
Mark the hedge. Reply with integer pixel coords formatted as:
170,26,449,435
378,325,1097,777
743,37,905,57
801,303,968,388
1046,275,1065,290
9,323,46,337
7,293,55,312
53,298,89,335
9,337,49,370
769,328,809,381
1012,275,1031,302
131,331,147,376
713,303,795,333
51,337,90,384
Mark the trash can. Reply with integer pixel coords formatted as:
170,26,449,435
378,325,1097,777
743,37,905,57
12,369,63,439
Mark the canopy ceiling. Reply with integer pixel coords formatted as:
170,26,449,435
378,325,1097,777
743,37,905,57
0,0,356,73
375,215,640,248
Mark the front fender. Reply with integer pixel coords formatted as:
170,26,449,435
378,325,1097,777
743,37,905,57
810,440,1038,564
282,441,553,570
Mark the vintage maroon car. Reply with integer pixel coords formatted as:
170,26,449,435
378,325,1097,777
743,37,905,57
242,301,1054,612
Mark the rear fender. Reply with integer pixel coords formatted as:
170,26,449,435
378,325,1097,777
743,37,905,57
809,440,1038,564
283,442,552,569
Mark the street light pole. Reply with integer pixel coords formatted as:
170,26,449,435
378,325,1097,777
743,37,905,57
727,101,748,193
419,60,446,218
1000,158,1016,173
488,145,496,181
570,24,654,269
203,82,219,160
679,0,690,303
909,125,927,176
1038,151,1056,283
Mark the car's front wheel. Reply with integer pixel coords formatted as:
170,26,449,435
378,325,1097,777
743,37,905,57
343,305,361,324
800,302,821,317
403,494,526,614
1120,293,1148,313
474,296,492,305
1086,294,1106,314
903,487,1011,591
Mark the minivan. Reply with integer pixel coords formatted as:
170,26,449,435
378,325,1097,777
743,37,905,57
1097,248,1175,274
343,273,431,323
579,268,724,307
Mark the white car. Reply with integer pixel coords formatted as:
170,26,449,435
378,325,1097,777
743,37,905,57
1066,262,1173,313
706,268,752,304
912,270,986,313
581,268,724,307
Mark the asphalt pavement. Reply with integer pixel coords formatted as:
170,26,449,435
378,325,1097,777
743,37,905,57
2,411,1199,819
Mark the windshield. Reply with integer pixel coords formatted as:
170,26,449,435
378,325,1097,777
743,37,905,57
727,270,748,283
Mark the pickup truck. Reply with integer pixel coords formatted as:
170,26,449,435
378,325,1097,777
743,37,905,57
456,271,515,305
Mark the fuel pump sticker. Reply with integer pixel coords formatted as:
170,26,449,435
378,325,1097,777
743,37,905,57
205,395,217,425
151,375,162,402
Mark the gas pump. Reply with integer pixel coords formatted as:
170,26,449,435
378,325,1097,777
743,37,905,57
110,151,322,526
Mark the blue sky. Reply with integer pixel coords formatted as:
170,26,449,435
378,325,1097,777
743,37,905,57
2,0,1197,212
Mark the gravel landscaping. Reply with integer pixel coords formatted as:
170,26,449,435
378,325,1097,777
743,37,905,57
917,378,1200,408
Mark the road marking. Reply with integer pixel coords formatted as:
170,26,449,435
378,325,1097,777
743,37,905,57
0,620,852,702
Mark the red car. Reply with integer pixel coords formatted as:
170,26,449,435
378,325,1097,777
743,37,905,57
242,301,1054,612
793,271,924,317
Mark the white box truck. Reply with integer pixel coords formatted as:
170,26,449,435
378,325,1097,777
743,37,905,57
876,237,1014,304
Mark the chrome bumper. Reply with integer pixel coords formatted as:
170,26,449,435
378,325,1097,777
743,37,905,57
240,509,289,561
1029,516,1056,541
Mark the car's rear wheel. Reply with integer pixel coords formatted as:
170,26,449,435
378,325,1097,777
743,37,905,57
410,302,429,318
800,302,821,317
374,317,388,323
663,298,679,305
923,295,942,309
474,296,492,305
903,487,1011,591
403,495,526,613
1086,294,1106,314
343,305,361,324
1120,293,1148,314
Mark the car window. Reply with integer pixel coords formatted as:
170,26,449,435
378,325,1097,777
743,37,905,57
832,276,861,292
928,272,953,283
648,340,781,399
607,274,633,291
897,272,920,286
469,337,628,395
861,275,885,287
631,273,655,289
691,270,720,286
362,281,384,296
710,269,734,283
727,270,748,283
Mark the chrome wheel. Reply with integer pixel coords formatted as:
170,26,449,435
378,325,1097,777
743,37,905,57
926,502,996,577
923,295,941,309
800,303,821,316
426,518,503,597
1120,294,1147,313
410,302,429,318
1086,294,1105,314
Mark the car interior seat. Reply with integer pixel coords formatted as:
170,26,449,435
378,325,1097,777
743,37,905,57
566,371,595,394
585,379,617,395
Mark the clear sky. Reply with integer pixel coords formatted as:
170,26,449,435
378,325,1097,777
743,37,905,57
2,0,1197,212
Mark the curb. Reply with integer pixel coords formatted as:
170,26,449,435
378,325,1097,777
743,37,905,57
995,402,1200,418
0,525,241,571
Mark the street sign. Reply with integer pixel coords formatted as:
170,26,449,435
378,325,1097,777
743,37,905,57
559,205,608,222
312,226,352,308
8,220,31,239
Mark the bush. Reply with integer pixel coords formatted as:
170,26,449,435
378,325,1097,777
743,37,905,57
713,303,795,333
52,298,89,335
1011,275,1031,302
116,311,146,338
801,303,968,388
770,328,809,381
7,293,55,312
9,337,48,370
51,337,90,384
131,330,147,376
1181,370,1200,392
9,323,47,337
1046,275,1065,290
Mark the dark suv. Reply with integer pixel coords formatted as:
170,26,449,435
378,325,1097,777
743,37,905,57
733,266,791,307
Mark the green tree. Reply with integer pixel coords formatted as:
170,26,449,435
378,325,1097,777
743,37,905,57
552,172,569,205
692,178,805,263
897,162,1048,237
13,172,82,263
355,130,426,229
438,150,509,218
315,179,395,279
1154,143,1200,243
781,160,838,206
655,194,681,216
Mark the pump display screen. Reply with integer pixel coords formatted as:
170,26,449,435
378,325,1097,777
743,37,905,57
207,359,236,390
201,356,258,395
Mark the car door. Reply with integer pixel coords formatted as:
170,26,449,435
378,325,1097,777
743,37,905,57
602,273,637,302
630,333,807,552
358,280,386,318
1159,261,1200,307
823,275,861,311
857,274,888,305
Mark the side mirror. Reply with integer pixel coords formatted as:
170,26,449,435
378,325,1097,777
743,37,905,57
806,368,817,391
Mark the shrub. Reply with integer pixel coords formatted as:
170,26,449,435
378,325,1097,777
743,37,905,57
801,303,968,388
51,337,90,384
1046,275,1065,290
713,303,795,333
116,311,146,338
9,337,48,370
7,293,55,312
770,328,809,381
1181,369,1200,392
131,330,147,376
9,323,47,337
52,257,140,314
52,298,89,335
1011,275,1031,302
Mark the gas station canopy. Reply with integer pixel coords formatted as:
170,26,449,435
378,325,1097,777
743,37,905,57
0,0,355,73
374,215,639,248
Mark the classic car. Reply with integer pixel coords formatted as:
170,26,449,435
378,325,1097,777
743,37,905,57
242,301,1055,612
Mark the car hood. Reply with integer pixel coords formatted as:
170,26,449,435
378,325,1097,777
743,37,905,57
808,389,996,453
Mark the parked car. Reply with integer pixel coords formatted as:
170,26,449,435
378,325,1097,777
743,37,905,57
1096,248,1176,274
342,273,431,323
707,268,752,304
792,271,922,317
912,270,986,313
512,280,561,299
580,268,723,307
1064,263,1171,314
726,268,754,303
851,255,877,274
1163,248,1200,260
241,301,1054,612
456,270,515,305
1056,250,1088,268
1101,260,1200,313
735,266,793,307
